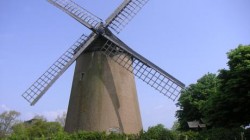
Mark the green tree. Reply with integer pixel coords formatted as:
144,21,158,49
33,115,47,121
140,124,175,140
205,45,250,128
176,73,218,130
171,121,180,131
9,123,29,139
10,117,63,139
0,110,20,138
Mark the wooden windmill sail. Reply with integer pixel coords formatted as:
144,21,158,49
22,0,185,134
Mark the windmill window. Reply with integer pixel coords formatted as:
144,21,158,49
80,72,85,81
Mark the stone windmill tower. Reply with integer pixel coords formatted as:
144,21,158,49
22,0,185,134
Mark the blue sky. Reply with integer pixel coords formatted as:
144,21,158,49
0,0,250,129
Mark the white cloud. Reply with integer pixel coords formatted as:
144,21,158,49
0,105,67,122
22,109,67,121
39,109,66,121
0,104,11,112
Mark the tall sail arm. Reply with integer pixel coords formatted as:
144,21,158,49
101,34,185,101
105,0,149,34
47,0,102,30
22,33,97,105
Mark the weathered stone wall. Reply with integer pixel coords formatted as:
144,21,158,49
65,51,142,134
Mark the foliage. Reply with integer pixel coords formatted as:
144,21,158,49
204,45,250,128
176,45,250,129
8,123,29,140
177,131,200,140
69,131,103,140
4,119,249,140
6,121,176,140
245,128,250,140
200,127,242,140
172,128,243,140
0,110,20,138
173,45,250,140
140,124,175,140
176,73,218,130
51,131,139,140
33,115,47,121
9,117,63,139
171,121,180,131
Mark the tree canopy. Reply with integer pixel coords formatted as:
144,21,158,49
0,110,20,138
205,45,250,127
176,45,250,130
176,73,218,130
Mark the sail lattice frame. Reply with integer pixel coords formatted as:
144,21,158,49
106,0,149,34
22,34,90,105
101,40,182,101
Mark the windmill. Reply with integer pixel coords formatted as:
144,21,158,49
22,0,185,134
